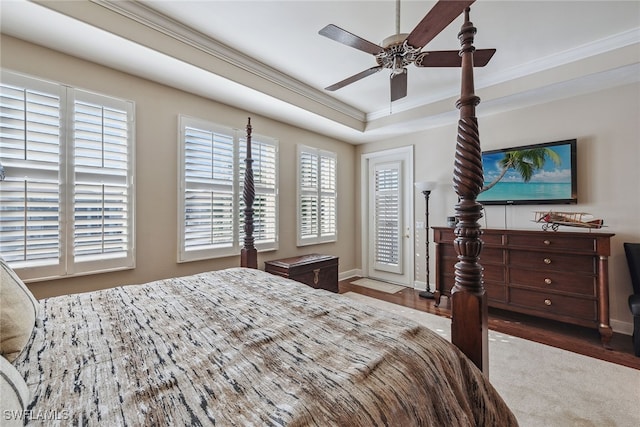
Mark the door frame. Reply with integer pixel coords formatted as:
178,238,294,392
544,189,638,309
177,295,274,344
360,146,415,286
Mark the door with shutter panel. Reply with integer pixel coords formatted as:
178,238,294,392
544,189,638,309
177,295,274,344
364,148,413,286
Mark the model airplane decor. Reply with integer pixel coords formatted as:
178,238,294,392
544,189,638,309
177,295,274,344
534,211,604,231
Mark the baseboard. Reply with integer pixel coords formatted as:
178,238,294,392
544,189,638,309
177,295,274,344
339,269,361,281
610,319,633,336
341,270,428,290
413,280,431,291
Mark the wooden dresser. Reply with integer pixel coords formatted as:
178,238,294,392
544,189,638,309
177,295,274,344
264,254,339,293
433,227,615,346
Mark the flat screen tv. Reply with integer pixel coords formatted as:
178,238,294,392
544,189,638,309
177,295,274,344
478,139,577,205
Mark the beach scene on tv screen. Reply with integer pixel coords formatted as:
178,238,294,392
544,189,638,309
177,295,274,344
479,143,573,202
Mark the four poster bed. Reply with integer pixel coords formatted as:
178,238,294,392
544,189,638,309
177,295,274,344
1,5,514,427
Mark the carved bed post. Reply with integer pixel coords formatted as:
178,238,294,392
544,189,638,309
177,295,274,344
241,117,258,269
451,8,488,373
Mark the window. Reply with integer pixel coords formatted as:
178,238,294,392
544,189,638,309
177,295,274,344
178,116,278,262
0,71,135,281
297,145,337,246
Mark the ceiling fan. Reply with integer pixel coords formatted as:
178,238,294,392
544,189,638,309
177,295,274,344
318,0,495,102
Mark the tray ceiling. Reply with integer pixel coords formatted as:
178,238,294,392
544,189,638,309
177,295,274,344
1,0,639,144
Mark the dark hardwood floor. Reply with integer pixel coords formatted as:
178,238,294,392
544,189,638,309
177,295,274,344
339,278,640,370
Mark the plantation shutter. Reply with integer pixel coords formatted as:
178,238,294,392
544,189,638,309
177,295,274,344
239,137,278,250
72,90,134,273
298,149,318,241
373,162,402,273
0,71,135,280
181,123,235,261
320,154,336,237
0,79,62,275
297,145,337,246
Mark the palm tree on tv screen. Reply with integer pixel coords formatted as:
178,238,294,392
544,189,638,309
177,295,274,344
481,148,562,193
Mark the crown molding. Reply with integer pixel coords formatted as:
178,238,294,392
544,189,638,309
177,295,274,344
92,0,365,123
478,27,640,89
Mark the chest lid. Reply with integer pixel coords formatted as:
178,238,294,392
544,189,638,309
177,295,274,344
266,253,337,269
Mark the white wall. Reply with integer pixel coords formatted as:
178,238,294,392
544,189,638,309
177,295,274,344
358,82,640,334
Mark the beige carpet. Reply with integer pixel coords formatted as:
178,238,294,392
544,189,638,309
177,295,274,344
344,292,640,427
350,278,407,294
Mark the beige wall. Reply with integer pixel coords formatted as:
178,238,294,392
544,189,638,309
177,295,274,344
1,35,357,299
357,82,640,334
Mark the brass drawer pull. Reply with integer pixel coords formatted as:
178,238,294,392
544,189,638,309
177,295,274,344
543,240,551,245
313,268,320,285
543,258,552,264
544,299,552,306
544,278,552,285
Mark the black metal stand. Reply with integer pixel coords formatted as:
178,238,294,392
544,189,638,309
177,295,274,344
419,188,434,299
419,289,435,299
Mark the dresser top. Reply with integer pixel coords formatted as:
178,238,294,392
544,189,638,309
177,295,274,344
432,226,615,239
432,226,614,256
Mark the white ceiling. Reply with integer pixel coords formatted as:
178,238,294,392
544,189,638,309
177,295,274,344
1,0,639,144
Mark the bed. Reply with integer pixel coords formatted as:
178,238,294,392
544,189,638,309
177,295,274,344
2,264,516,426
1,6,514,427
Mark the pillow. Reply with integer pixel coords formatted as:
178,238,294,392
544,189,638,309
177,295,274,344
0,355,30,426
0,257,41,362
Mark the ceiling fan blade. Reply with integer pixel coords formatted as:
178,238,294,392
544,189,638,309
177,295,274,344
415,49,496,67
325,66,383,91
406,0,475,49
319,24,384,56
390,69,408,102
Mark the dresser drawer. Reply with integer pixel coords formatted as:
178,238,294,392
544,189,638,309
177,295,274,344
509,288,597,322
483,264,506,283
485,282,507,303
508,234,596,252
509,251,595,274
439,244,458,259
439,257,505,283
479,247,505,264
433,277,507,303
434,228,456,243
434,228,504,246
439,246,504,268
481,232,504,246
510,269,596,296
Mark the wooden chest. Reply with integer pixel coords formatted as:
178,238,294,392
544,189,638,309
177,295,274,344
264,254,339,293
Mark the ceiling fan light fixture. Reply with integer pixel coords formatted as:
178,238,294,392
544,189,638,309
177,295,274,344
375,39,421,70
381,33,408,49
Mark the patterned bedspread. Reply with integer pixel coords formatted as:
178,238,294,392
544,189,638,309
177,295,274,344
14,268,517,426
